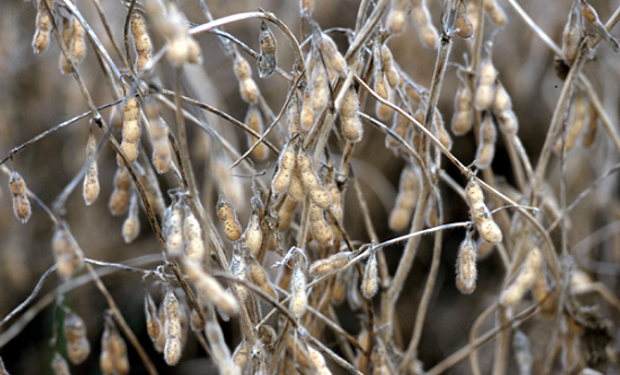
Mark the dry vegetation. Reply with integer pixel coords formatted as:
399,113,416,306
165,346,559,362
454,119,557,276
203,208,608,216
1,0,620,374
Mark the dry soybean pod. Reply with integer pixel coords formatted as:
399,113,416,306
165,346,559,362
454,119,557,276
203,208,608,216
117,87,141,166
70,17,86,67
216,194,243,241
465,178,502,244
451,81,474,136
290,257,307,319
475,113,497,169
82,131,100,206
296,145,332,209
582,100,598,147
340,84,363,143
59,16,74,74
122,191,140,243
145,97,172,173
131,11,152,73
52,224,85,280
554,92,587,154
184,260,239,316
317,30,347,76
144,290,161,343
361,249,378,299
183,205,205,264
248,256,277,300
109,167,131,215
272,140,297,195
64,311,90,365
164,198,185,258
411,0,439,49
387,0,410,34
454,0,474,38
32,0,52,54
9,171,31,223
258,19,277,78
500,248,543,306
245,105,267,160
474,52,497,111
163,290,182,365
243,208,263,257
455,235,477,294
484,0,507,26
389,165,419,231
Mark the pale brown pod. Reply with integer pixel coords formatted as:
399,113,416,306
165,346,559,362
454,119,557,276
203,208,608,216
308,201,334,246
165,200,184,258
109,167,131,215
59,17,74,74
278,196,298,231
52,225,85,280
83,133,100,206
51,352,70,375
287,90,301,134
562,6,581,65
131,11,152,72
476,114,497,169
300,84,315,131
71,18,86,66
216,195,243,241
9,171,31,223
465,179,502,244
555,93,587,154
64,312,87,342
309,251,350,276
386,110,410,147
581,1,598,25
454,0,474,38
249,256,277,300
341,87,363,143
318,32,347,75
233,340,249,370
122,192,140,243
311,59,329,114
257,20,277,78
243,209,263,256
374,69,392,120
144,292,161,342
381,46,400,88
245,105,266,160
582,101,598,147
484,0,507,26
183,207,204,264
500,248,543,306
272,140,297,195
205,321,237,374
474,57,497,111
532,268,556,317
67,338,90,365
411,0,439,49
108,327,129,375
389,166,419,231
184,261,239,316
361,250,378,299
288,168,306,202
163,290,182,365
32,0,52,54
234,54,252,81
290,262,307,319
230,249,248,301
387,0,410,34
456,237,477,294
435,110,453,150
240,78,259,104
451,84,474,136
296,147,332,209
491,82,512,115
